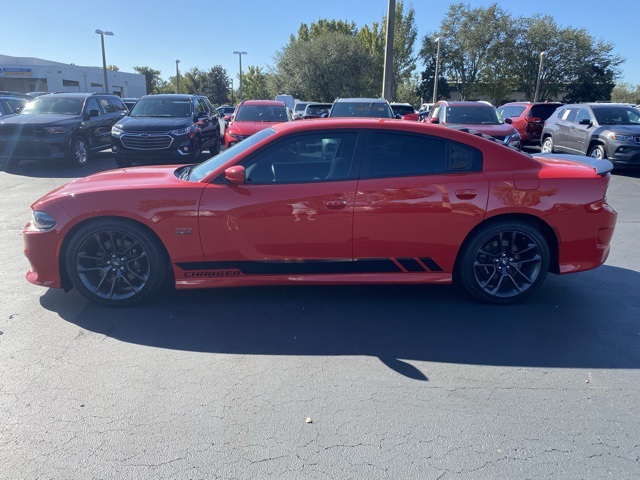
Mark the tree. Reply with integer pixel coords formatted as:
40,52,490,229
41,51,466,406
437,3,510,100
133,66,162,94
273,31,372,101
296,19,358,41
201,66,231,104
241,66,271,100
107,65,119,71
611,82,640,104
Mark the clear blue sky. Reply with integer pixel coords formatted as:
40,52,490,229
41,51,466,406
2,0,638,86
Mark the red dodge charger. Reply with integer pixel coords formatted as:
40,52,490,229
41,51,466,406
23,118,617,306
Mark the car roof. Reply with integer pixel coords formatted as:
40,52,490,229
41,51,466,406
334,97,388,103
240,100,286,106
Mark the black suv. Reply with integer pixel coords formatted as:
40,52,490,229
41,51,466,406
111,94,220,167
0,92,127,169
541,103,640,167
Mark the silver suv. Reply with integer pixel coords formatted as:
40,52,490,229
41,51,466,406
541,103,640,167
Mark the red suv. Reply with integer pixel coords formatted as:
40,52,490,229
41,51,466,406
423,101,522,149
497,102,563,147
224,100,291,148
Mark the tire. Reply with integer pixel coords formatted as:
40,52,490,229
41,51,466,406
589,145,606,159
65,218,169,307
541,136,554,153
457,221,550,304
209,134,221,156
114,156,132,168
191,137,203,162
68,136,89,167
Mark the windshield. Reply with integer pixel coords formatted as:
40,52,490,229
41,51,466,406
446,106,502,125
235,104,289,122
330,101,394,118
20,96,83,115
129,98,192,117
189,127,277,181
593,106,640,125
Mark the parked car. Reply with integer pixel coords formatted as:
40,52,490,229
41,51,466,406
0,95,29,117
541,103,640,167
24,118,616,307
0,91,32,100
390,102,417,116
423,100,521,149
122,98,139,110
292,101,310,120
302,102,332,119
26,91,50,98
329,98,395,118
111,94,220,167
224,100,290,149
497,102,563,146
217,105,235,126
0,92,127,169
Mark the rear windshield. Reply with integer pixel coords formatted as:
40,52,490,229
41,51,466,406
235,105,289,122
529,104,562,120
391,105,416,116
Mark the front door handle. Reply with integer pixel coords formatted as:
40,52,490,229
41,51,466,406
455,189,477,200
324,200,348,210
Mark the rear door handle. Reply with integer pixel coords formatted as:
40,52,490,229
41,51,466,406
324,200,348,210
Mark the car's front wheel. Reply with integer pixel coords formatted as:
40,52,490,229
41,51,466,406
541,136,554,153
68,136,89,167
191,137,203,162
589,145,606,159
65,218,169,307
209,134,221,156
457,221,550,304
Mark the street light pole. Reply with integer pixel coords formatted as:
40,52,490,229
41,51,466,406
534,51,546,102
175,59,180,94
95,29,114,94
381,0,396,101
432,36,441,105
230,78,234,105
233,51,247,102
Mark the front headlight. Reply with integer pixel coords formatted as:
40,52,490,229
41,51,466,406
31,211,57,230
170,126,192,136
111,125,124,136
609,133,633,141
43,126,67,135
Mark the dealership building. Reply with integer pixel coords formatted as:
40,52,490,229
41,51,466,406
0,54,146,97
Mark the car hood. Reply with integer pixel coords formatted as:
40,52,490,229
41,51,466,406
34,165,191,204
446,123,516,137
0,114,80,126
228,121,281,136
117,116,193,131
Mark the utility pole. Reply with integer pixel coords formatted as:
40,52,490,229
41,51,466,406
382,0,395,101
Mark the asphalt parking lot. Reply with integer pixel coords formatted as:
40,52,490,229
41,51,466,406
1,152,639,479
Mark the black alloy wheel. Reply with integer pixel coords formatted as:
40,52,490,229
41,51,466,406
65,219,168,306
458,221,550,304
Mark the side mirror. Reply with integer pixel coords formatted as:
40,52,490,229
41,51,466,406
321,113,328,118
225,165,246,185
88,109,100,118
579,118,592,126
504,117,513,124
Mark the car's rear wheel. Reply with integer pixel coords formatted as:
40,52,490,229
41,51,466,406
457,221,550,304
589,145,606,159
65,218,169,307
541,136,554,153
209,134,221,156
68,136,89,167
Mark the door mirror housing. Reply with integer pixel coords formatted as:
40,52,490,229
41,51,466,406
225,165,246,184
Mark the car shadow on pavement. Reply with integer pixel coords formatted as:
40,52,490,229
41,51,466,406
39,264,640,380
0,150,117,178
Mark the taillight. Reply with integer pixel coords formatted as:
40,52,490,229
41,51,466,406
525,117,543,123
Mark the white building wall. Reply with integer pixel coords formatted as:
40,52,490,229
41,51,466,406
0,54,146,97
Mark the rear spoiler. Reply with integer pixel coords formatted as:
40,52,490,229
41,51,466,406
535,153,614,176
